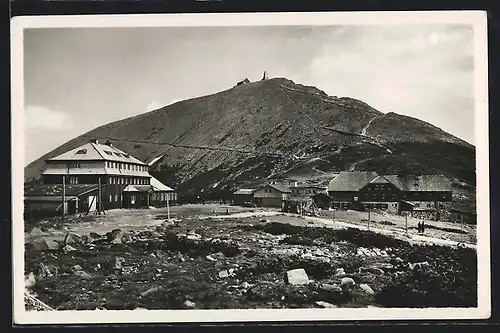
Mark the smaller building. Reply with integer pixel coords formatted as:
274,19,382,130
122,185,152,209
253,183,291,208
24,184,101,222
233,188,257,206
149,176,178,207
312,192,333,209
236,78,251,86
290,185,326,198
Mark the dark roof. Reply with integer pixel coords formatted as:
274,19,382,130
24,184,99,197
328,172,452,192
328,171,379,192
234,189,257,195
384,175,452,192
266,183,292,193
313,192,333,199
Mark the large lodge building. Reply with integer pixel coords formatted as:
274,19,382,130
25,139,177,221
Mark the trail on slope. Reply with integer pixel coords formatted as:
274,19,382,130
361,116,379,136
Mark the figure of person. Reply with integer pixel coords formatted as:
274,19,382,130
417,221,422,233
421,221,425,234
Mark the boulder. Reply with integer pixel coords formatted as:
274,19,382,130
114,257,125,271
62,244,77,253
321,283,342,293
340,277,356,289
140,286,165,297
334,268,346,277
409,261,430,271
359,283,375,295
184,300,196,308
31,238,60,251
111,238,122,245
36,263,58,281
64,232,83,246
218,270,230,278
285,268,309,285
29,227,48,237
72,265,83,271
315,301,337,308
89,232,102,239
74,270,92,280
121,233,133,243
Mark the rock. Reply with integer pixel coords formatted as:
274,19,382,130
210,252,225,260
218,270,229,278
240,282,252,289
31,238,60,251
89,232,102,239
36,263,58,281
62,245,77,253
285,268,309,285
340,277,356,289
186,234,202,241
64,232,82,246
111,238,122,245
206,255,216,262
184,300,196,308
29,227,48,237
25,272,36,289
121,233,133,243
140,286,165,297
321,283,342,293
361,267,385,275
106,229,122,241
114,257,125,271
315,301,337,308
334,268,346,277
409,261,430,270
74,270,92,280
72,265,83,271
359,283,375,295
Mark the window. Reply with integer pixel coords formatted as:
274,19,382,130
108,177,113,184
113,152,122,157
76,149,87,154
104,150,113,156
382,204,388,209
69,176,78,184
115,194,118,202
109,195,112,202
68,162,81,168
127,164,130,170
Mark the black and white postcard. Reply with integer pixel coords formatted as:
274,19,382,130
11,11,490,324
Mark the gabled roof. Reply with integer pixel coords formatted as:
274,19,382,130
150,176,175,192
328,171,379,192
384,175,452,192
234,188,256,195
47,141,146,165
123,185,152,192
266,183,292,193
24,184,99,197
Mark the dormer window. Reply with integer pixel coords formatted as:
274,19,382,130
76,149,87,155
104,150,113,156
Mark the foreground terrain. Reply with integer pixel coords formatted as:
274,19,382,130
24,205,477,311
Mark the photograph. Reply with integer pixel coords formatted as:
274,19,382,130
11,11,490,324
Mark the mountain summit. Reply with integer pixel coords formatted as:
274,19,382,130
25,77,475,197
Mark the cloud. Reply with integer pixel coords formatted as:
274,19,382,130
25,105,73,131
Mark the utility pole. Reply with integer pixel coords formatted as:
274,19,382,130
405,213,408,235
62,175,66,223
98,177,102,215
368,209,371,230
167,193,170,221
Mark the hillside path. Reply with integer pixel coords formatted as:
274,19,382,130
361,116,379,136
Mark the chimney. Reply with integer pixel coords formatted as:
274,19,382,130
90,139,99,144
105,140,113,147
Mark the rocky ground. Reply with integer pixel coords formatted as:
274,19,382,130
24,206,477,311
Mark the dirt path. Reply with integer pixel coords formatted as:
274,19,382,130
361,116,379,136
213,211,476,249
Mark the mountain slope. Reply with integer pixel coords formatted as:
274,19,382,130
25,77,475,198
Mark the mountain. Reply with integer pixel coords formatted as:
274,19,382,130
24,77,475,200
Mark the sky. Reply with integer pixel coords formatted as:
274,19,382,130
23,24,475,165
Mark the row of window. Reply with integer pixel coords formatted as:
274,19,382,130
109,177,149,185
106,161,147,171
109,194,123,202
151,192,177,201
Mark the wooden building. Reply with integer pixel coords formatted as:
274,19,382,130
24,183,101,221
290,185,327,199
233,188,257,206
312,192,334,209
149,176,178,207
327,171,453,213
253,183,291,208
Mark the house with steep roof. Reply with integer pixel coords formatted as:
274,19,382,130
327,171,453,214
253,183,292,208
233,188,257,206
